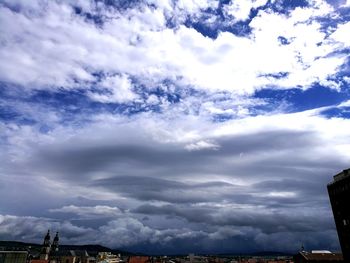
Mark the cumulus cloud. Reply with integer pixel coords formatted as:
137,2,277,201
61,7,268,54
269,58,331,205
223,0,269,21
87,74,138,103
0,0,348,97
0,214,94,243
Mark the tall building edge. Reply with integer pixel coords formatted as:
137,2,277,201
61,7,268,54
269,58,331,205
327,168,350,262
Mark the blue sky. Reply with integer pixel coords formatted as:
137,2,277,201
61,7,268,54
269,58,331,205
0,0,350,255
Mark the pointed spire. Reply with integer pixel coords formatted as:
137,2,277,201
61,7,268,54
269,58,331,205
43,230,51,246
52,231,59,252
40,230,51,260
54,232,59,241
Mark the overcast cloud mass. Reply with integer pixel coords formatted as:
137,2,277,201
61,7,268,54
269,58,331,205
0,0,350,255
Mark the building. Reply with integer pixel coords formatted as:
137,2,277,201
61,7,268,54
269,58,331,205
50,249,91,263
36,230,92,263
49,250,77,263
293,250,343,262
128,256,150,263
327,169,350,262
0,251,28,263
97,252,120,263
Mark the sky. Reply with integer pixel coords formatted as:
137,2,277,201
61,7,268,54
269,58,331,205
0,0,350,255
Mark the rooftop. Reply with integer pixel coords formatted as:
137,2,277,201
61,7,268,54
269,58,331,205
129,256,151,263
299,251,343,261
330,168,350,183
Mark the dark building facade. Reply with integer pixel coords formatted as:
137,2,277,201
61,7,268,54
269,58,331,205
327,169,350,262
0,251,28,263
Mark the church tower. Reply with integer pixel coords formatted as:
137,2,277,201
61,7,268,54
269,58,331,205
51,232,59,252
40,230,51,260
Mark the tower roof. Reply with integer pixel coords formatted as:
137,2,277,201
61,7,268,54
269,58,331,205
44,230,50,240
53,232,59,242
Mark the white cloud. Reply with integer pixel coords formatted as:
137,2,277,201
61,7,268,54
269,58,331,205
338,99,350,107
87,74,138,103
176,0,218,13
330,21,350,47
266,191,296,198
0,0,347,98
223,0,269,21
185,140,220,151
342,0,350,7
49,205,123,218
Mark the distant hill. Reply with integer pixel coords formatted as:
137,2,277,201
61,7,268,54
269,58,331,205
251,251,292,257
0,240,40,249
0,240,131,256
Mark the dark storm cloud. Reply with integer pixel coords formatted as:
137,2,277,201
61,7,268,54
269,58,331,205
13,126,341,221
1,118,344,254
132,202,334,233
25,128,345,207
92,176,236,204
31,129,336,180
92,174,325,209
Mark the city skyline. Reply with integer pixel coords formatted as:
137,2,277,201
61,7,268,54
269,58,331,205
1,0,350,255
